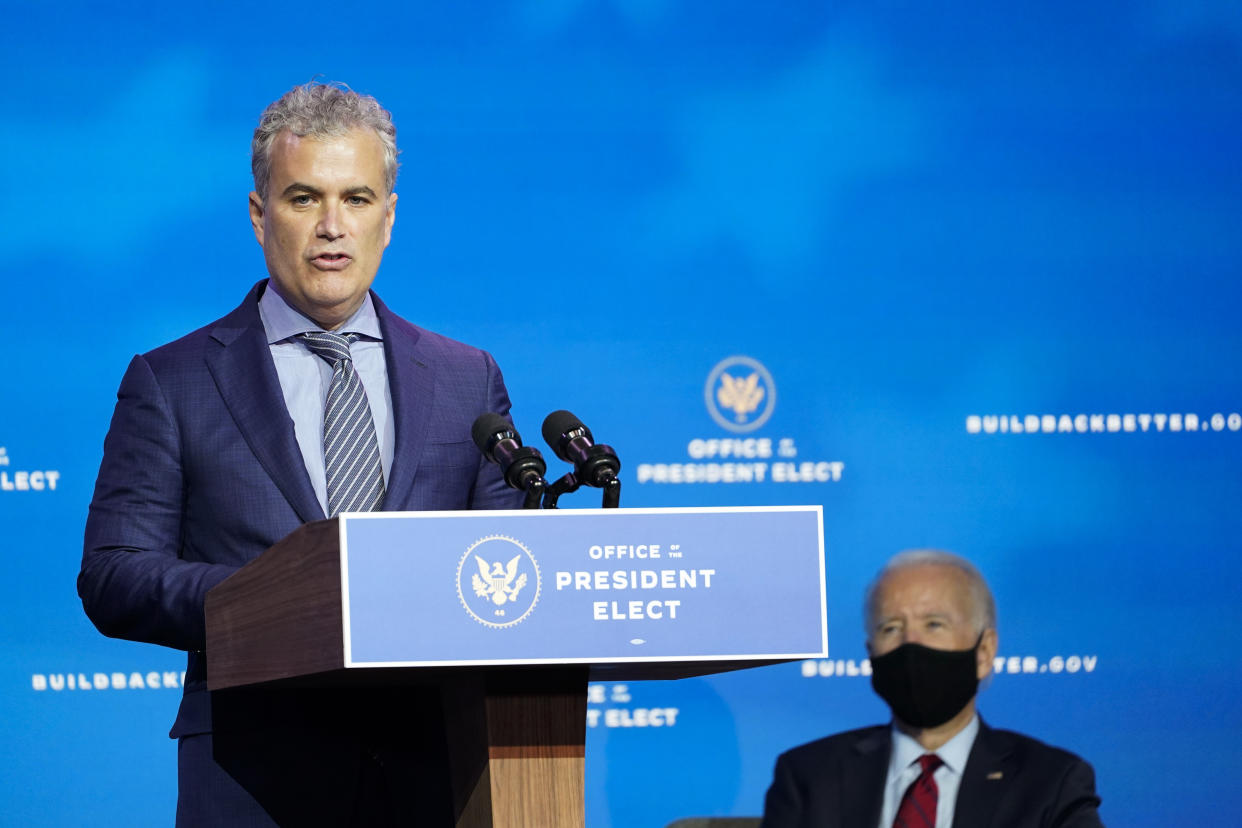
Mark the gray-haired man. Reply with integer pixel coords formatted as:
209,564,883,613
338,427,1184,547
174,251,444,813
80,82,522,826
761,550,1104,828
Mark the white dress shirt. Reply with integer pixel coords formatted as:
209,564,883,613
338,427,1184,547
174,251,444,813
258,285,395,516
878,714,979,828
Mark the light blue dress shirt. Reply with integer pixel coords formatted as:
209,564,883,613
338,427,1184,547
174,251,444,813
878,714,979,828
257,285,395,516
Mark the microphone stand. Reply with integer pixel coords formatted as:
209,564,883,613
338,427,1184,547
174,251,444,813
541,467,621,509
523,478,545,510
601,476,620,508
540,472,580,509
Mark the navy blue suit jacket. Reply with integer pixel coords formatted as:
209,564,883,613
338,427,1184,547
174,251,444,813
79,280,523,739
761,720,1103,828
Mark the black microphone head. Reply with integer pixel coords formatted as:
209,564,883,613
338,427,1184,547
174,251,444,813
542,410,592,457
472,413,516,455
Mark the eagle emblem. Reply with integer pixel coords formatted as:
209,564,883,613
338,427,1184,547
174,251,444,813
705,356,776,433
716,372,765,422
457,534,541,628
471,554,528,605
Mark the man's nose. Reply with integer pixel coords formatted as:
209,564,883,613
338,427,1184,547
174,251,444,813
900,628,924,646
316,204,344,240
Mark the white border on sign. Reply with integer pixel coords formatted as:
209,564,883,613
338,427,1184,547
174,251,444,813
341,505,826,668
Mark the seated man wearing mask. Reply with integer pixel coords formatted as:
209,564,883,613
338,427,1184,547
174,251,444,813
761,549,1103,828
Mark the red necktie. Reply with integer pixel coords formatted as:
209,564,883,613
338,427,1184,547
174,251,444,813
893,753,943,828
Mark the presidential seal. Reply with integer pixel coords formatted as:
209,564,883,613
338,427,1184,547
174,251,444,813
456,535,541,628
705,355,777,433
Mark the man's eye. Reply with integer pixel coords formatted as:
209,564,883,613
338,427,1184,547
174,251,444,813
291,195,313,206
347,196,368,206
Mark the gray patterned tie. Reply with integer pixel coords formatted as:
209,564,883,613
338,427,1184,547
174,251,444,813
297,331,386,516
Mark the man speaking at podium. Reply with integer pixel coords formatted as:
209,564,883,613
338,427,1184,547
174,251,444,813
761,550,1103,828
79,82,522,825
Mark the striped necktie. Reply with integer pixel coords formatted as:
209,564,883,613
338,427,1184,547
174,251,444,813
893,753,943,828
297,331,386,516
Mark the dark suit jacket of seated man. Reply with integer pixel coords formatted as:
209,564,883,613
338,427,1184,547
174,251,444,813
761,550,1104,828
78,82,524,827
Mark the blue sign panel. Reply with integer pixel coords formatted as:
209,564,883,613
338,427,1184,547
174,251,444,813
340,506,826,666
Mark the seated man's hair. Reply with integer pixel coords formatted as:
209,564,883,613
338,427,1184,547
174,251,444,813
863,549,997,635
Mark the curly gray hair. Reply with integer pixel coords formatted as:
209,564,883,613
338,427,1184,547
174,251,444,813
251,81,399,199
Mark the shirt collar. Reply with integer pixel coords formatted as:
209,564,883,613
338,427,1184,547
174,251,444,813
258,282,383,344
889,713,979,776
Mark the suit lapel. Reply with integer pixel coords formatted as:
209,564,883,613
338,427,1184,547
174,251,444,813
843,727,891,826
205,282,325,525
374,293,433,511
952,720,1012,828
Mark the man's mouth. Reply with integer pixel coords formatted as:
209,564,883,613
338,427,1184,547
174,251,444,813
310,253,352,271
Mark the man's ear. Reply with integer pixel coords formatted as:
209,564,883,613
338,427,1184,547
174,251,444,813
382,191,397,247
976,627,998,680
249,192,266,246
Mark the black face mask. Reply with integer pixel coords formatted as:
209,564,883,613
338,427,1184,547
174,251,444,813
869,635,982,728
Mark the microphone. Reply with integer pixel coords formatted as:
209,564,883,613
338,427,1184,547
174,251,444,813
540,410,621,488
471,413,547,493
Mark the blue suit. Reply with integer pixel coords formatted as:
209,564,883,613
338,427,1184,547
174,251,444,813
79,280,523,825
761,720,1104,828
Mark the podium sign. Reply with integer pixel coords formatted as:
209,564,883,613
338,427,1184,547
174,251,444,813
205,505,825,827
341,505,826,667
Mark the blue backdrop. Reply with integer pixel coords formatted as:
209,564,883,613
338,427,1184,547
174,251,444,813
3,1,1240,825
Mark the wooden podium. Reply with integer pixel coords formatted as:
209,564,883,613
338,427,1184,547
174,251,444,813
205,508,825,827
